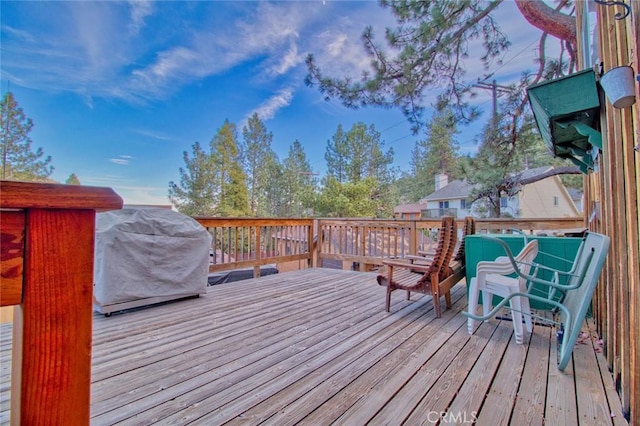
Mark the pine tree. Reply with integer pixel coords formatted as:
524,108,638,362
407,107,460,201
1,92,53,181
306,1,578,133
65,173,81,185
242,113,278,216
168,141,216,216
321,122,395,217
281,140,316,217
324,124,348,183
211,120,250,217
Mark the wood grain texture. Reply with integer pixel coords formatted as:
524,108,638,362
0,268,627,425
17,209,96,425
0,211,24,306
0,180,122,211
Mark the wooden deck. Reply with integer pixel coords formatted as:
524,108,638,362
0,268,628,425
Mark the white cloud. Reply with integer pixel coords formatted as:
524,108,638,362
266,41,303,77
109,155,133,165
128,0,153,35
1,25,36,43
132,129,178,142
247,87,295,122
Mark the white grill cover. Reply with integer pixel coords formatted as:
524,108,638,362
94,208,212,306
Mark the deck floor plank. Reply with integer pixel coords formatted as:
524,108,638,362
370,320,500,424
405,319,512,423
445,321,526,424
159,278,441,424
252,289,470,426
91,282,378,417
298,294,469,426
0,268,628,425
510,324,551,425
473,323,530,425
573,322,616,425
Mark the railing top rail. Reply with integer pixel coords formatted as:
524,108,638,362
195,217,313,226
0,180,123,211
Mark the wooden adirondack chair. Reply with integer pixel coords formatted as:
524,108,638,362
463,231,610,371
377,216,458,317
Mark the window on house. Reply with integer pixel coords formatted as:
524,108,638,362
554,196,559,207
439,201,449,209
460,199,468,210
500,197,508,208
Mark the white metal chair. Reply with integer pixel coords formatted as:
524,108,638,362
467,239,539,344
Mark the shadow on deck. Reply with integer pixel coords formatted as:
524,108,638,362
0,268,627,425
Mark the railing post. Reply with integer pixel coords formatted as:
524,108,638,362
409,220,418,256
310,220,317,268
0,181,122,425
254,226,262,278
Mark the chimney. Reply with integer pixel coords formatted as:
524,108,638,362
435,173,448,190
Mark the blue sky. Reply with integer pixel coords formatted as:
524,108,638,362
1,1,555,205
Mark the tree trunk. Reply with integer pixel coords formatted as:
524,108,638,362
514,0,576,48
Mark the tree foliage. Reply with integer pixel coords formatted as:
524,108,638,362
242,113,279,216
316,176,379,218
306,0,578,134
280,140,317,217
403,106,460,201
211,120,251,217
168,141,216,216
65,173,81,185
306,0,509,132
1,92,53,181
318,122,396,217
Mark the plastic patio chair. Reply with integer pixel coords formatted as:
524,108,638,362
467,239,539,344
463,231,610,371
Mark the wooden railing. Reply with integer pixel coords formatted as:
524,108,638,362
0,180,122,425
194,218,315,275
317,217,585,270
193,216,584,274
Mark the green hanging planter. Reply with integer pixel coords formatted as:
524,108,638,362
527,69,602,173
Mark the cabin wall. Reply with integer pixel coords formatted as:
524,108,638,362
578,0,639,421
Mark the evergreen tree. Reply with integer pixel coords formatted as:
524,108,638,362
0,92,53,181
321,122,395,217
316,176,378,218
65,173,81,185
211,120,250,217
406,107,460,201
306,1,578,133
462,75,576,217
263,158,285,217
281,140,316,217
324,124,349,183
242,113,278,216
168,141,216,216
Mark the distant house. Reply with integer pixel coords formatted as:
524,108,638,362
567,188,584,213
515,166,580,218
422,175,477,218
405,167,580,219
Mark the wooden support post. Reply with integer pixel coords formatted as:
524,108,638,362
0,181,122,425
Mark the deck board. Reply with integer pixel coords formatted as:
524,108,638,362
0,268,627,425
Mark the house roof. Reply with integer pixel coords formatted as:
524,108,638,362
567,188,583,202
394,203,427,214
423,180,476,201
514,165,554,182
422,166,557,202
